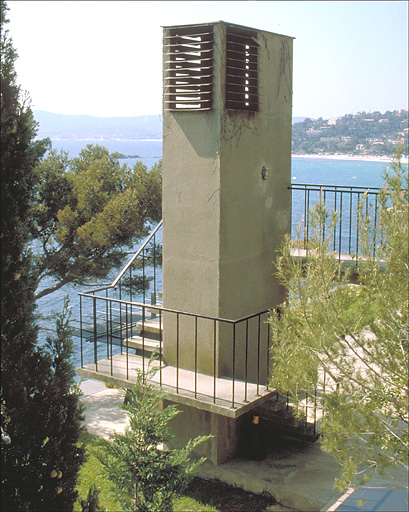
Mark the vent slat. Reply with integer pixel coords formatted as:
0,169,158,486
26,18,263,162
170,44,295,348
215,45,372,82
227,45,258,57
225,26,259,112
165,84,213,90
164,91,213,98
165,76,213,83
225,83,258,93
165,56,213,65
164,29,213,39
166,98,212,104
164,40,214,49
164,26,214,111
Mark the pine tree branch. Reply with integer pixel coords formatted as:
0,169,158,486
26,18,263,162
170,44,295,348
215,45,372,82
35,276,75,300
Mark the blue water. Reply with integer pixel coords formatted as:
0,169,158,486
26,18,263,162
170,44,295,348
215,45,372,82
49,139,162,170
292,157,387,188
37,139,392,374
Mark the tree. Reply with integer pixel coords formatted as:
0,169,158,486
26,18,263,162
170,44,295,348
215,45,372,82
268,145,408,490
93,363,210,512
1,2,85,509
31,145,162,299
34,297,86,511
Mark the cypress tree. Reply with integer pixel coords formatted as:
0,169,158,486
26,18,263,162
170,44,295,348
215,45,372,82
1,2,85,509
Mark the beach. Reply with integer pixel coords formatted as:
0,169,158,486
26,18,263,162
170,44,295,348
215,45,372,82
292,153,409,164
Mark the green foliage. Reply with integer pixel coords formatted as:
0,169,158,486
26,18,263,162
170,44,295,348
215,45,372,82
92,363,211,512
269,146,408,490
79,484,102,512
2,297,86,511
31,145,162,299
1,4,85,508
292,109,408,156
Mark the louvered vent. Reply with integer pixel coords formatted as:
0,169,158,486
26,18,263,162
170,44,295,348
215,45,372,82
164,26,213,111
226,26,259,112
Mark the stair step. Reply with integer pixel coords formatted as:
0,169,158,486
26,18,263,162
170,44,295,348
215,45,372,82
135,319,162,336
254,398,320,442
123,336,159,352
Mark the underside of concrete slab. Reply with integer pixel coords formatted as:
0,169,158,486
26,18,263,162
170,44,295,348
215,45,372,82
77,353,275,418
198,434,342,512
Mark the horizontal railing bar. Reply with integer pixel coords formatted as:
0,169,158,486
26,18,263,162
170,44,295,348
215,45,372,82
112,220,163,287
79,292,268,325
288,184,381,193
86,285,115,294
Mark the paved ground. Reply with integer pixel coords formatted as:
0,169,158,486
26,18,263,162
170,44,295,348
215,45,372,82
80,379,129,439
79,380,408,512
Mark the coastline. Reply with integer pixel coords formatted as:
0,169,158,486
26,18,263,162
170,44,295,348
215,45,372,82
292,153,409,164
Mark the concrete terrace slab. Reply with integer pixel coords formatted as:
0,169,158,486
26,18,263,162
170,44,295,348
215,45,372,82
79,380,408,512
199,439,343,512
80,385,129,439
77,353,274,418
78,382,341,510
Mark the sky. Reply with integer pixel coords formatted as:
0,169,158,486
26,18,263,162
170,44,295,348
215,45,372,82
5,1,409,119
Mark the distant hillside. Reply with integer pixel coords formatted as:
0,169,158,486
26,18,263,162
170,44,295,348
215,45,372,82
293,116,310,124
34,111,163,141
292,109,408,156
34,111,310,141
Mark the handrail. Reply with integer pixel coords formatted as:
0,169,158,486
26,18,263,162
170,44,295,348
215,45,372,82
111,220,163,287
288,183,381,193
78,290,269,325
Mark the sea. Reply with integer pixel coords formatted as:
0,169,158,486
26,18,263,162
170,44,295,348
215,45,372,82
38,139,392,376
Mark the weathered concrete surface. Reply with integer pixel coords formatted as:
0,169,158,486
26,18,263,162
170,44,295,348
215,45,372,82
78,353,275,418
162,22,293,382
80,380,129,439
80,381,408,512
199,436,342,512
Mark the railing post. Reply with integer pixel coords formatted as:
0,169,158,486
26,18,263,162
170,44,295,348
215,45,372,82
93,296,98,372
126,303,129,381
256,314,261,396
213,319,217,404
373,194,379,258
153,234,157,300
355,191,361,259
176,313,180,393
110,299,113,376
244,319,249,403
159,309,162,387
338,192,343,261
323,189,327,246
194,316,198,399
129,265,132,303
119,299,123,355
265,316,270,391
142,248,146,304
231,323,236,409
80,295,83,368
142,304,145,375
348,189,353,255
333,187,338,252
106,289,109,358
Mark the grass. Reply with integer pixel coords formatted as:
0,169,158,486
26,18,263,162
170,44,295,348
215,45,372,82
74,433,275,512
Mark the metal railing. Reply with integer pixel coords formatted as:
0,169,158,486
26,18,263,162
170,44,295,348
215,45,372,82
78,293,271,410
86,220,163,306
289,184,381,262
78,182,386,429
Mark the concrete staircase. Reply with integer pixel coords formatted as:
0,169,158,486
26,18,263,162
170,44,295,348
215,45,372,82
123,318,162,356
253,393,320,443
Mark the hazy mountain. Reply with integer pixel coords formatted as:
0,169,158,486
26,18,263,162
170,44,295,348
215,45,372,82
34,110,311,140
293,116,311,124
34,111,163,141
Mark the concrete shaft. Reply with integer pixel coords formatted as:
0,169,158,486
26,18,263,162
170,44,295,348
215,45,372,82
162,21,293,384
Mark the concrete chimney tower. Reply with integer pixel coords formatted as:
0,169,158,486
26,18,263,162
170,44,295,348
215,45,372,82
161,21,293,465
